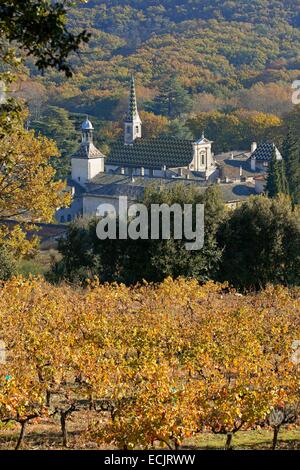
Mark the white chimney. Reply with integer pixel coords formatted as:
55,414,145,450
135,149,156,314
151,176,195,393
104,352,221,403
251,158,256,172
120,167,125,175
251,142,257,153
140,167,145,177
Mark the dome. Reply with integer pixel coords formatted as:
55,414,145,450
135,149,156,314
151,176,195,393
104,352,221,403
82,117,94,131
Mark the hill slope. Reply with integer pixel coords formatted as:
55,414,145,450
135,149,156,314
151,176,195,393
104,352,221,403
20,1,300,173
28,1,297,111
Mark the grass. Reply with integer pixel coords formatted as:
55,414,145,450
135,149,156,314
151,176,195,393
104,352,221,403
0,412,299,450
16,250,60,278
185,427,300,450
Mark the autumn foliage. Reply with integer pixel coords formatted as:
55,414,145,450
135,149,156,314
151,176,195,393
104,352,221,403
0,277,299,450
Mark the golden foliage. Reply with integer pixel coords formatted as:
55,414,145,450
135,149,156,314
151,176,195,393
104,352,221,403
0,115,71,256
0,277,299,449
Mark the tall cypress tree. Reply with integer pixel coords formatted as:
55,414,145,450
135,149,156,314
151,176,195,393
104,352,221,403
280,159,289,196
266,147,284,198
282,129,300,204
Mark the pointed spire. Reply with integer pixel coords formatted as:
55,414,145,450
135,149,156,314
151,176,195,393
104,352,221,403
124,75,142,144
126,75,140,123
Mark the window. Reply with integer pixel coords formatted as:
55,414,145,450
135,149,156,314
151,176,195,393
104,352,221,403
78,176,81,182
60,216,65,223
201,154,205,165
67,214,72,222
126,126,131,134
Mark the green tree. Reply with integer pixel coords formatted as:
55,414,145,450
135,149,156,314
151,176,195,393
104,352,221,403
163,118,193,140
150,77,192,118
50,184,225,285
32,106,78,179
48,217,100,284
266,148,286,198
282,129,300,204
142,184,225,282
218,195,300,290
0,246,17,281
0,0,90,76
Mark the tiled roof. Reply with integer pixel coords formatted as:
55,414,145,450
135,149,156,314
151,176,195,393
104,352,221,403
85,174,206,200
83,174,255,203
66,178,86,195
214,150,252,162
106,138,194,169
217,157,264,180
73,142,106,160
251,143,282,162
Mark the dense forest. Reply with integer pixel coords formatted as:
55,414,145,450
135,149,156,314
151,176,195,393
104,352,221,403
12,0,300,177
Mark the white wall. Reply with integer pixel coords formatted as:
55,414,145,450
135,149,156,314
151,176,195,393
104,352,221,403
89,157,104,179
191,142,215,175
83,195,125,217
72,158,104,184
72,158,88,184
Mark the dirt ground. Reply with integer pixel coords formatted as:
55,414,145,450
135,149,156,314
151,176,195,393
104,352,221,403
0,410,299,450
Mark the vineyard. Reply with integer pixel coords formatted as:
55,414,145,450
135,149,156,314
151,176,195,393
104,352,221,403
0,277,300,450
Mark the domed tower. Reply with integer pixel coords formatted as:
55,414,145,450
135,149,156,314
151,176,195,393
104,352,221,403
124,75,142,145
82,116,94,143
71,117,106,185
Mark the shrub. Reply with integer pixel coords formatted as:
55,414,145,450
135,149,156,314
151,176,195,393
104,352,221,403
0,247,17,281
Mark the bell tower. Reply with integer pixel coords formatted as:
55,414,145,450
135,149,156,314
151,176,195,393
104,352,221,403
71,117,106,185
82,116,94,143
124,75,142,145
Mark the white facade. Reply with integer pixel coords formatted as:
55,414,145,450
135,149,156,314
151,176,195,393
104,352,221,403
190,135,216,178
72,156,104,185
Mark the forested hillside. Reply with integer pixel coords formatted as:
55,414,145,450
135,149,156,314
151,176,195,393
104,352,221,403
14,0,300,176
